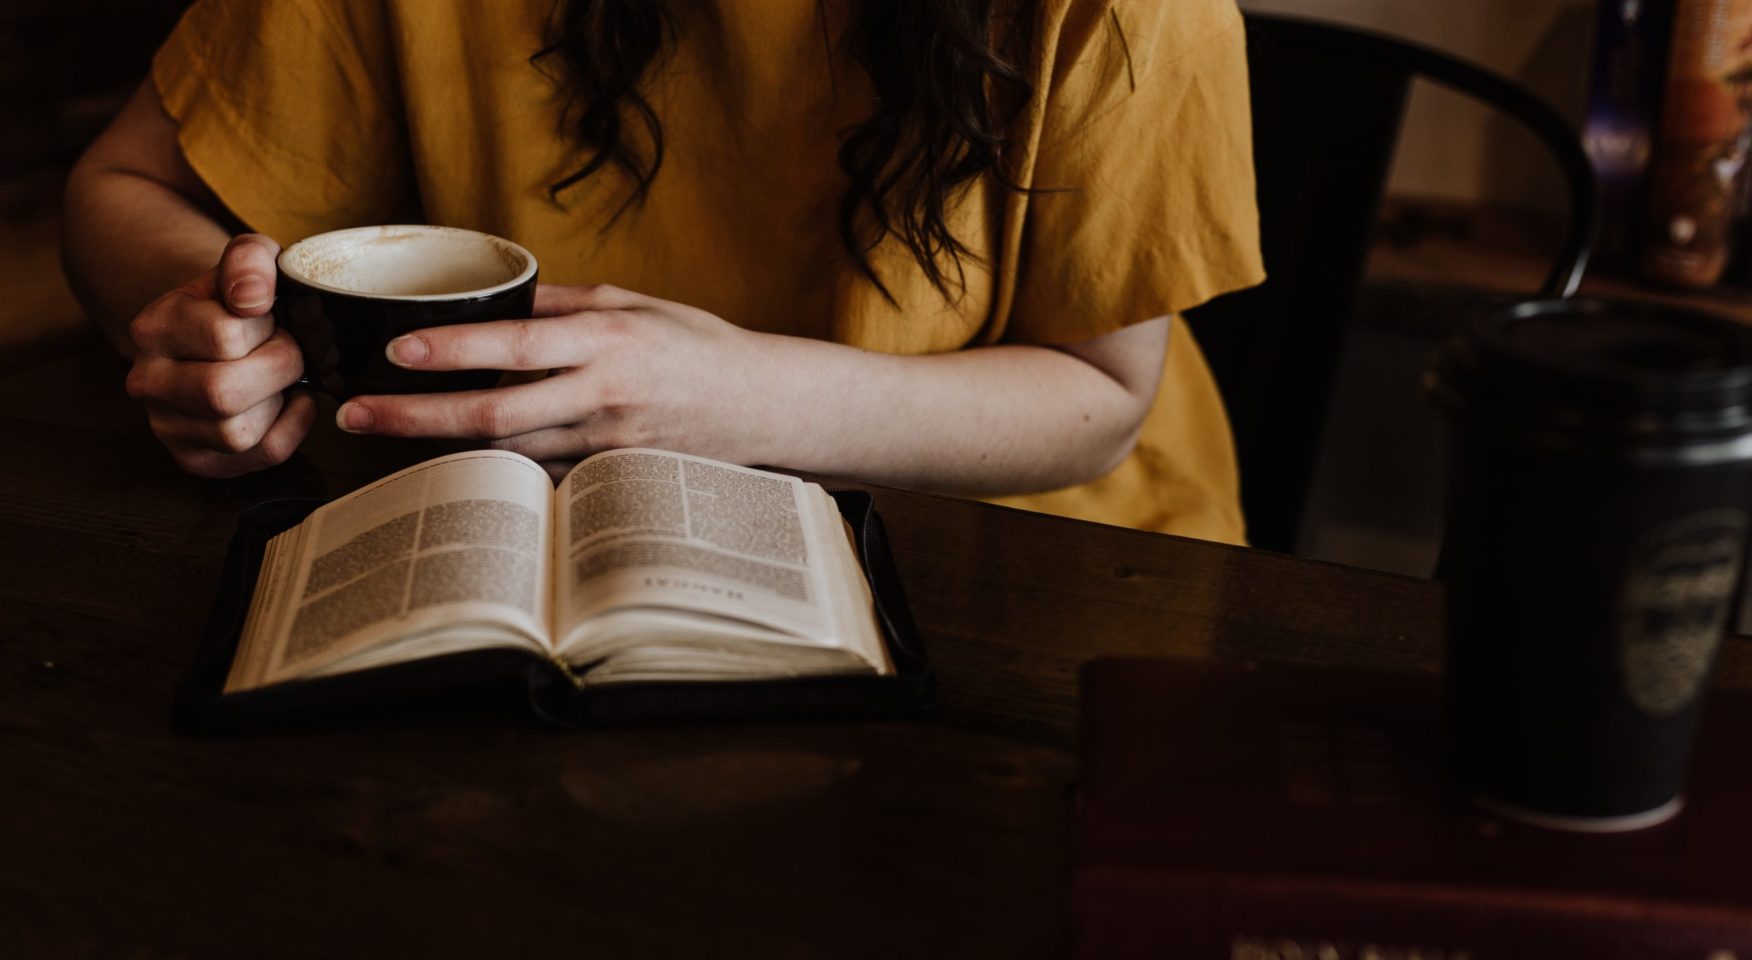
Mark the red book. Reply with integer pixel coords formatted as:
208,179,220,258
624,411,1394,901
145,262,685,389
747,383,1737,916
1073,658,1752,959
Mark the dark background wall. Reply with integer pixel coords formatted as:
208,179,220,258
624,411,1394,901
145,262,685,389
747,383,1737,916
0,2,189,352
0,0,191,181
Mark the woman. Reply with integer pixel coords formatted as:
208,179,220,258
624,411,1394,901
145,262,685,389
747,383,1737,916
62,0,1262,543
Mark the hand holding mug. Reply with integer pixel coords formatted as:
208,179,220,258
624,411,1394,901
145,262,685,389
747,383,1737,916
331,284,771,477
124,234,316,478
127,225,535,479
273,225,538,399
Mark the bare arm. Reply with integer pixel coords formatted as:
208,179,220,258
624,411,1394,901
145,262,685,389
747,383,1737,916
63,82,238,352
730,316,1167,494
61,81,314,475
338,284,1168,495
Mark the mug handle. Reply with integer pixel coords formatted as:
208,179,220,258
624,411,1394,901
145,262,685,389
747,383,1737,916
275,281,342,398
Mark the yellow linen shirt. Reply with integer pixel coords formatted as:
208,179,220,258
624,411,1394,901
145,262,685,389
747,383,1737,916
153,0,1265,543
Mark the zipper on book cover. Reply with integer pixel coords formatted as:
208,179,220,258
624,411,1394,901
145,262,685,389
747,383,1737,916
545,652,588,691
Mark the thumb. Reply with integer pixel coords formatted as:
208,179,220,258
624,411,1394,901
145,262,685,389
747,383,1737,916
216,233,283,317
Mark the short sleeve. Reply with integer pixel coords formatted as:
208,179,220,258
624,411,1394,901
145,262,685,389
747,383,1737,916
151,0,413,244
1004,0,1264,345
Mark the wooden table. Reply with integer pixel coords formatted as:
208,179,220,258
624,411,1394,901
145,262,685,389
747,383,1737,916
4,336,1749,958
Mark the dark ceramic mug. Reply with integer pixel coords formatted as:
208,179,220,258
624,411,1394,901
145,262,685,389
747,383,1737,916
274,225,539,399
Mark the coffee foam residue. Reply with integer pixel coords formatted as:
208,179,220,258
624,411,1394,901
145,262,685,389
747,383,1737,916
285,226,530,298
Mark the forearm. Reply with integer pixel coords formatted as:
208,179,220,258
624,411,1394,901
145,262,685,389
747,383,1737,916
61,83,235,356
744,333,1159,496
332,287,1169,496
63,168,232,355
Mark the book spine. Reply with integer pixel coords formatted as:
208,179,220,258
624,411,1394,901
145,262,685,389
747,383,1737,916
1073,870,1752,960
1640,0,1752,287
1584,0,1676,272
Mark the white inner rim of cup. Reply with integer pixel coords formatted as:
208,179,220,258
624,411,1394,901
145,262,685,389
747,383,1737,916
277,225,538,301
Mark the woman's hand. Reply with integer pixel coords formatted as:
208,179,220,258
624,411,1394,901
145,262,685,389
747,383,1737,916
334,285,779,476
333,281,1166,495
123,234,317,478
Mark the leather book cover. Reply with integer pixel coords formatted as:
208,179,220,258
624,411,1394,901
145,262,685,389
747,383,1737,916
1073,657,1752,959
176,491,931,734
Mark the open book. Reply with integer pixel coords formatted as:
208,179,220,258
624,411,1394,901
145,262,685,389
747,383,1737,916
225,449,894,695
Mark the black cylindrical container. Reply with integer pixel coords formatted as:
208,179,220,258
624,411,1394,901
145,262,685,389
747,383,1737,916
1427,298,1752,831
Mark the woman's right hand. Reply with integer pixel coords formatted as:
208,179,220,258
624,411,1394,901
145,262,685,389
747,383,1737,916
124,234,317,478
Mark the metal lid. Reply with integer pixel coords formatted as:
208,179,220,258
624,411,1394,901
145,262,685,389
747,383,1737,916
1426,298,1752,454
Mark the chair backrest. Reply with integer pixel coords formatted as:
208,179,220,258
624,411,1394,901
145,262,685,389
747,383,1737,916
1183,13,1596,554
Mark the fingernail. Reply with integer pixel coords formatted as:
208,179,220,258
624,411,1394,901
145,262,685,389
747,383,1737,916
386,335,428,366
336,403,372,433
229,278,270,310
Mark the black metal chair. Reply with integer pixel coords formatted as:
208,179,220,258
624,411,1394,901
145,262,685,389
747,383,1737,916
1183,13,1596,554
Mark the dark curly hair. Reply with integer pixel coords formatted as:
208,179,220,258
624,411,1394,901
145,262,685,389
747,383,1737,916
531,0,1036,301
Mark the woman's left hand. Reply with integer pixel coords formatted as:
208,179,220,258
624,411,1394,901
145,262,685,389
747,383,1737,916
334,284,781,475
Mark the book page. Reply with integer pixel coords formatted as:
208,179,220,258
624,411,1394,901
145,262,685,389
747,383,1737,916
226,450,554,692
561,484,893,685
553,449,840,650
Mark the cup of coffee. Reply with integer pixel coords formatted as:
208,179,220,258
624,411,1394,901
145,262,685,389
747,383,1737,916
1426,297,1752,831
274,224,538,398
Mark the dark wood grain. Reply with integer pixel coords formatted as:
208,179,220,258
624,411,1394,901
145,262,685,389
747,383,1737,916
3,339,1750,958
